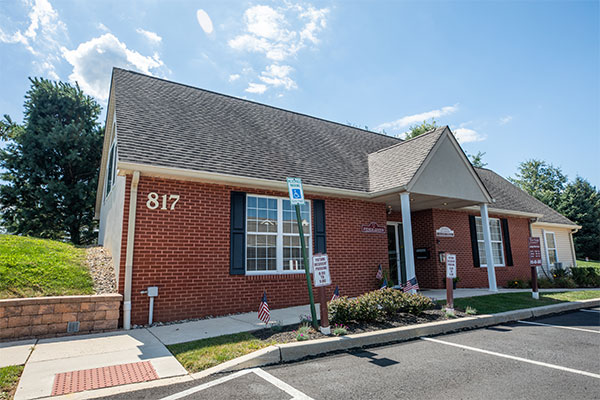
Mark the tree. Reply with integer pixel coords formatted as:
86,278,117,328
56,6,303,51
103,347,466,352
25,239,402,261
405,119,437,140
469,151,487,168
0,78,103,245
558,177,600,260
509,159,567,210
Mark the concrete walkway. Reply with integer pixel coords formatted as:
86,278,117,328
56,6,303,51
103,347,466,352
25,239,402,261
421,287,600,300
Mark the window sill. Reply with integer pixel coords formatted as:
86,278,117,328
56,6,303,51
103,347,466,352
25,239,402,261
245,273,306,281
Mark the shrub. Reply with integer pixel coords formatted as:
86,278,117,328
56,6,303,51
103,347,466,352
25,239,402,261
553,277,577,288
506,279,529,289
538,277,555,289
328,296,357,324
572,267,600,287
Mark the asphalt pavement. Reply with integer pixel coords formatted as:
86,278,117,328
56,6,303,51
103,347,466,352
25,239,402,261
99,308,600,400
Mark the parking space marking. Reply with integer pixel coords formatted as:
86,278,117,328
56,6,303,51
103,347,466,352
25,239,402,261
517,320,600,333
158,368,313,400
421,337,600,379
580,309,600,314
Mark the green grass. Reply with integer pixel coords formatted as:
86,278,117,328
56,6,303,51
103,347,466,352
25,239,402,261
167,332,277,373
0,234,94,299
444,290,600,314
576,259,600,268
0,365,24,400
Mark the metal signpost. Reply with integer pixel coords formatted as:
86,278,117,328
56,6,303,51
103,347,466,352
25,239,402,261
313,254,331,334
528,237,542,299
445,254,457,311
287,178,318,329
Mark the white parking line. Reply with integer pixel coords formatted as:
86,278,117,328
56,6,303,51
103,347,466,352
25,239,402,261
517,320,600,333
158,368,313,400
580,309,600,314
421,337,600,379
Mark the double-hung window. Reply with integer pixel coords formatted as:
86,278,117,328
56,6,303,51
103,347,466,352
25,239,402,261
544,231,558,266
246,195,311,274
475,217,505,267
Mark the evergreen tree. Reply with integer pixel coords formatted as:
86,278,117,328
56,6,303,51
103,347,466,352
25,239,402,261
469,151,487,168
0,78,103,244
509,159,567,210
558,177,600,260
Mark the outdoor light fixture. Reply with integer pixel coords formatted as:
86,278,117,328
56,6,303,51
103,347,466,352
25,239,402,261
387,205,393,214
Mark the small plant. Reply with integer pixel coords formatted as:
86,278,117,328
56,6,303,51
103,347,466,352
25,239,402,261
332,323,348,336
299,314,312,324
465,306,477,315
506,279,529,289
296,332,309,341
444,307,457,318
270,321,283,332
297,322,312,335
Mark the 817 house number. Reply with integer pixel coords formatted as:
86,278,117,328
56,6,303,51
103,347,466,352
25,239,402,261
146,192,180,210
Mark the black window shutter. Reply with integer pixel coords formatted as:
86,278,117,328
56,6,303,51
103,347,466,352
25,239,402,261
501,218,513,266
468,215,480,268
313,199,326,254
230,191,246,275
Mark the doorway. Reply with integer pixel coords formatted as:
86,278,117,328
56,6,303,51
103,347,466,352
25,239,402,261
387,222,406,287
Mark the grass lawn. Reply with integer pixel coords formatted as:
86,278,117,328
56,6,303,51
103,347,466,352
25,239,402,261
0,234,94,299
167,332,277,373
576,259,600,268
0,365,24,400
447,290,600,314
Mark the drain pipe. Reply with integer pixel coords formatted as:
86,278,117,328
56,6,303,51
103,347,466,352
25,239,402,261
123,171,140,330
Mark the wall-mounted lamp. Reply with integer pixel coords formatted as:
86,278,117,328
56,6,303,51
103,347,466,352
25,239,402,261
387,205,393,215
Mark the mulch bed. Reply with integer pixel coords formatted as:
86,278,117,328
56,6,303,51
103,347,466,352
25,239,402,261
252,306,468,344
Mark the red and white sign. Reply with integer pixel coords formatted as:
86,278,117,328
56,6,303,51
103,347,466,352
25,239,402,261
528,237,542,267
361,222,386,234
436,226,455,238
312,254,331,287
446,254,457,278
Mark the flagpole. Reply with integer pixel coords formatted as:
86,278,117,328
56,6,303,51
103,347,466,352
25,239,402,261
296,204,318,330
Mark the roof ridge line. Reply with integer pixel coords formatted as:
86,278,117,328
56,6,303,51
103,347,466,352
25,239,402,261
112,67,402,142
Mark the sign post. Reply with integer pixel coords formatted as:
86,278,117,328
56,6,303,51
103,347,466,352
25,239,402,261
287,178,318,329
528,237,542,299
313,254,331,334
445,254,457,311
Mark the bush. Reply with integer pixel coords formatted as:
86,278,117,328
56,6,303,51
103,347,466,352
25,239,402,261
571,267,600,287
506,279,530,289
553,277,577,288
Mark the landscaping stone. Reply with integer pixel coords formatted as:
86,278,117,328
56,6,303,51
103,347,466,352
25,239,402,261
86,246,117,295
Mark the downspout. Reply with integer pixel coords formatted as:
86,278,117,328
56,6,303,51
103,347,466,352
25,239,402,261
569,228,579,267
123,171,140,330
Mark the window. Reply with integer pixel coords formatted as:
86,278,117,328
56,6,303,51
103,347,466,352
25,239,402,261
475,217,505,267
246,195,311,274
544,231,558,266
105,143,116,198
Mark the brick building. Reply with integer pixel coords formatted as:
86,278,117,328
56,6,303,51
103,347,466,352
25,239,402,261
96,68,580,327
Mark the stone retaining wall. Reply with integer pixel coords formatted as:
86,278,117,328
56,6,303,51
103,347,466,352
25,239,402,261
0,294,122,341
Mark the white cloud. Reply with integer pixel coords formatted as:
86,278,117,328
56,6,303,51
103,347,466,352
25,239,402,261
453,128,486,143
376,104,459,132
499,115,513,125
62,33,165,101
196,9,214,34
258,64,297,90
245,82,267,94
0,0,67,79
229,74,241,82
136,28,162,45
97,22,110,32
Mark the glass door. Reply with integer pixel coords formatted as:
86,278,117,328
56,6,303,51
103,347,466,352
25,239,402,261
387,223,406,287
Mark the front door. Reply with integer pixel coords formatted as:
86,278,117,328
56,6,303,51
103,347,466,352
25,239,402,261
387,223,406,287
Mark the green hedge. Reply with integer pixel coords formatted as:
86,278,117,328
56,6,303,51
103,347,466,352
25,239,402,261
328,289,434,324
571,267,600,287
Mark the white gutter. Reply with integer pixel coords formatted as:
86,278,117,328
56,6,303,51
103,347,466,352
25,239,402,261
123,170,140,330
531,221,582,230
460,205,544,219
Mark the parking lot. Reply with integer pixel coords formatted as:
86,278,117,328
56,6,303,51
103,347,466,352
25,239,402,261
103,308,600,400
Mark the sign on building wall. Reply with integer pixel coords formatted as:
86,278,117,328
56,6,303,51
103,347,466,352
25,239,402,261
528,237,542,267
361,222,386,234
446,253,457,278
436,226,455,238
286,178,305,205
312,254,331,287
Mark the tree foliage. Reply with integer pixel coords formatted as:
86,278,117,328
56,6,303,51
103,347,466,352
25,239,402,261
509,159,567,210
558,177,600,260
469,151,487,168
405,119,437,140
0,78,103,245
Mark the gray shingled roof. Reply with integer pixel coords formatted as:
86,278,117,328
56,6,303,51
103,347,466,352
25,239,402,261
112,68,400,192
475,168,576,226
368,127,446,192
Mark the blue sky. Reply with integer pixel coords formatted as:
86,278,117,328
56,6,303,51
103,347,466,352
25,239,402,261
1,0,598,186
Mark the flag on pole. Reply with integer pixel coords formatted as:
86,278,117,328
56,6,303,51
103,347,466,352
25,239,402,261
380,278,388,289
331,286,340,302
376,265,383,280
403,277,419,292
258,292,270,324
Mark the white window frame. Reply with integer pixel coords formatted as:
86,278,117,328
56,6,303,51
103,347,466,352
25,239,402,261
543,230,559,268
475,216,505,267
104,123,118,200
245,194,312,275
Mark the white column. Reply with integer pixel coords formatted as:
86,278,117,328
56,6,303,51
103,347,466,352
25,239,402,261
400,193,416,292
480,203,498,292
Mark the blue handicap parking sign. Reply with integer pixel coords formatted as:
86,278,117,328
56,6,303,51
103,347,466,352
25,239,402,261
292,189,302,199
286,177,305,205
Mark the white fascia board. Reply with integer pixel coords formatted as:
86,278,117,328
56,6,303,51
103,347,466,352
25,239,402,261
531,221,582,230
460,205,544,219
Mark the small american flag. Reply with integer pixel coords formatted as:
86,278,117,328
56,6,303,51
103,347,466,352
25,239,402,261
331,286,340,301
376,265,383,280
258,292,270,324
380,278,388,289
403,277,419,292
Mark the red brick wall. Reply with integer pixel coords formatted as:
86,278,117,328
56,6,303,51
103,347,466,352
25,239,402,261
119,175,389,325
